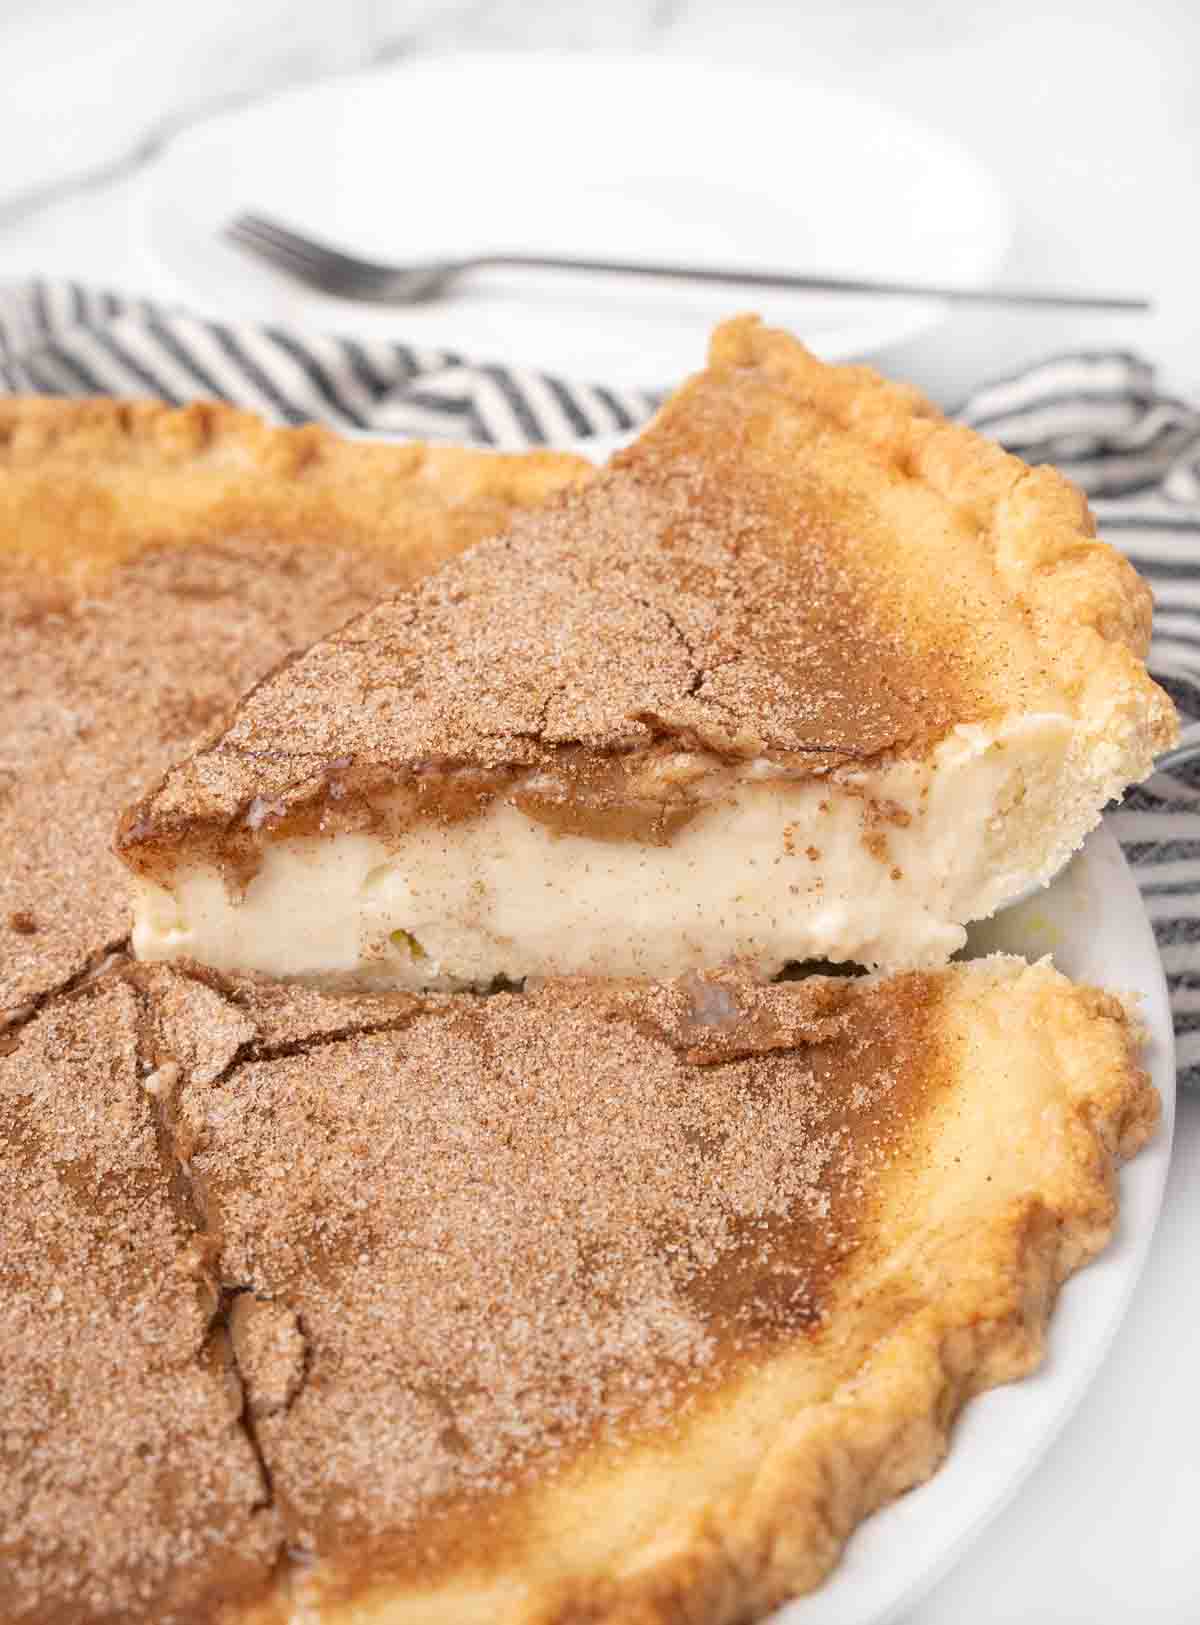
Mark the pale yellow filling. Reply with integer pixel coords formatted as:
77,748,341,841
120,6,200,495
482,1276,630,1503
129,714,1119,989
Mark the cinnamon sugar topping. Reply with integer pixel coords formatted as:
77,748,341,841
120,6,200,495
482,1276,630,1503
122,317,1126,870
0,978,278,1623
0,945,1155,1617
0,956,950,1611
229,1294,308,1420
165,964,946,1567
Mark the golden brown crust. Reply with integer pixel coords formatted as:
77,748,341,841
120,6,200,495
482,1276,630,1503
0,397,586,1016
0,395,589,584
118,318,1175,873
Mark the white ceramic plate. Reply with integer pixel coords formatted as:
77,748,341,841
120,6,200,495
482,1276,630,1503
774,820,1175,1625
139,52,1012,392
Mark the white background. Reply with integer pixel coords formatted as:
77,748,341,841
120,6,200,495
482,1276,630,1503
2,2,1198,1618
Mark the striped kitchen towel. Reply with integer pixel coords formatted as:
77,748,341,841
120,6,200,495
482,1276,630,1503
3,280,1199,1082
956,355,1200,1084
0,281,658,446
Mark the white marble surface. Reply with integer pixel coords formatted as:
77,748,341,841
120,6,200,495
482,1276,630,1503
3,2,1199,1619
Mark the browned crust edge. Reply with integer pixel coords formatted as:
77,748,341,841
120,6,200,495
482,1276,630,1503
707,319,1176,760
518,981,1159,1625
0,394,592,581
0,394,588,487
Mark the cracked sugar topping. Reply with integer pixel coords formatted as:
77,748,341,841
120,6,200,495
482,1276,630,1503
1,949,1155,1619
0,956,949,1613
123,315,1122,857
0,977,278,1625
175,965,949,1565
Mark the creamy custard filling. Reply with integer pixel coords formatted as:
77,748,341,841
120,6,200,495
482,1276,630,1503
130,715,1114,988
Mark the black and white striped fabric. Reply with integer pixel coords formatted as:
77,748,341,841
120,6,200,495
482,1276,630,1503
4,280,1200,1084
0,281,658,446
957,356,1200,1086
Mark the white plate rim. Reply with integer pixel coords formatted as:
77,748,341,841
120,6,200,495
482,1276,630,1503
135,49,1013,386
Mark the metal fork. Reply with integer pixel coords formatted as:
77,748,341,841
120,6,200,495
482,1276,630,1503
226,212,1151,312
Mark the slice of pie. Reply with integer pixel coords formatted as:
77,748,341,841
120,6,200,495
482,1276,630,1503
0,396,586,1022
119,319,1176,992
1,953,1156,1622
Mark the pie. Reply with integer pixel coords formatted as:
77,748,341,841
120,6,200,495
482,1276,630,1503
0,395,586,1022
1,953,1156,1624
0,367,1165,1625
117,318,1176,994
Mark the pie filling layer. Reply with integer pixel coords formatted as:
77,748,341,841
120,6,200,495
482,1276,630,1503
130,713,1100,988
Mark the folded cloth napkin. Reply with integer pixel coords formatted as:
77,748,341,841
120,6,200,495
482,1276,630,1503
3,279,1200,1083
0,282,660,445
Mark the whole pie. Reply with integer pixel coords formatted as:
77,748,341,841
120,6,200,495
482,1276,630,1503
0,345,1168,1625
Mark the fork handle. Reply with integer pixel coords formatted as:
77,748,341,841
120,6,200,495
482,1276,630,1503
468,255,1150,314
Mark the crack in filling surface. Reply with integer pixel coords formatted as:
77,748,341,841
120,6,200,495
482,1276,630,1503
0,974,281,1625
